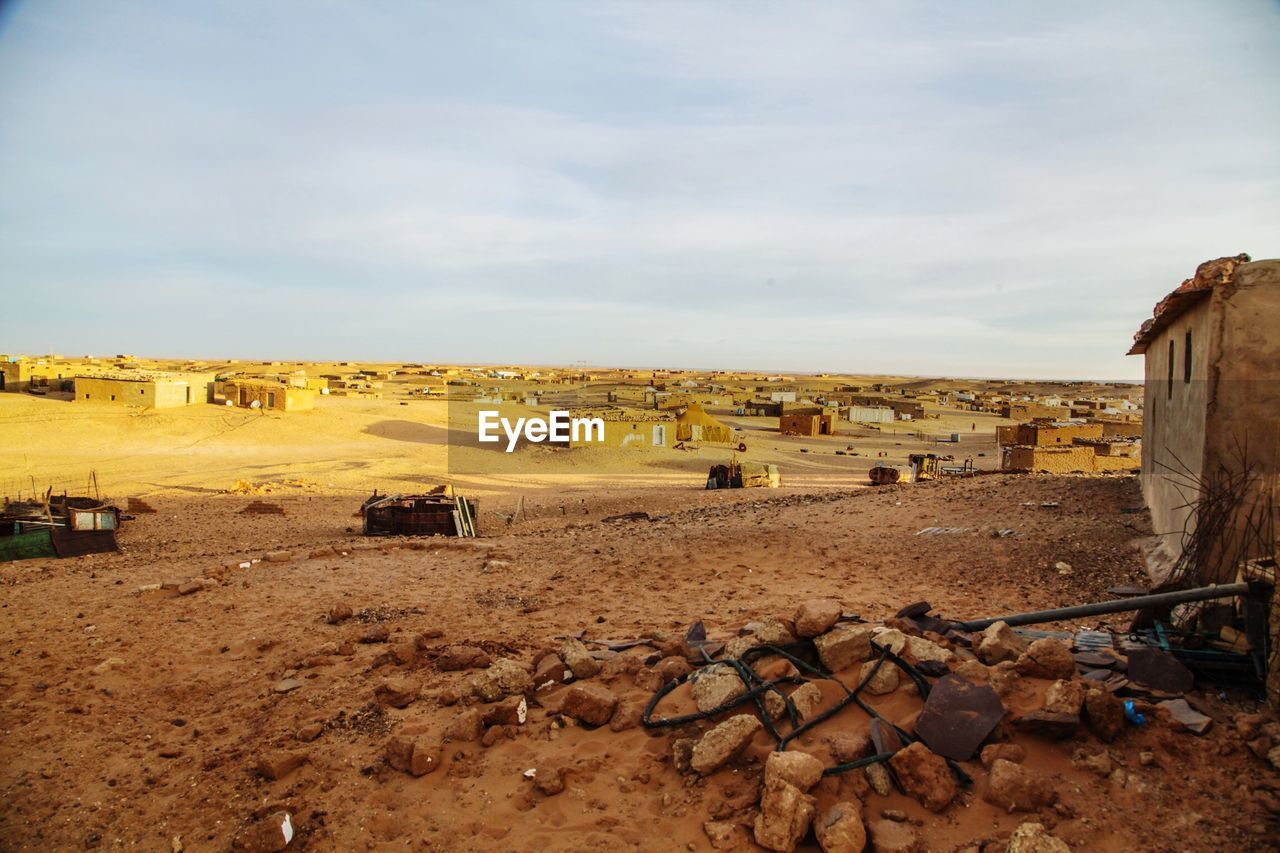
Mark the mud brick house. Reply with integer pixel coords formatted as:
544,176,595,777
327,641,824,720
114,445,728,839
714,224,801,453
215,379,315,412
1127,255,1280,584
779,411,836,436
75,372,209,408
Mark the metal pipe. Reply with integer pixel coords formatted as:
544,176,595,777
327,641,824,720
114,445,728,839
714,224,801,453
957,582,1251,631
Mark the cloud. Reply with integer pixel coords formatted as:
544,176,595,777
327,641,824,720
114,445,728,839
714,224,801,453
1,0,1278,378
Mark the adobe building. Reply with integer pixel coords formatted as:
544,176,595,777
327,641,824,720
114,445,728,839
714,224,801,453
780,412,836,437
75,373,208,408
566,408,675,449
1127,255,1280,585
215,379,316,412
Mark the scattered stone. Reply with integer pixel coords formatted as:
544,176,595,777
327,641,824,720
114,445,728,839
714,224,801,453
952,660,991,682
828,732,873,764
814,801,866,853
609,699,645,732
436,645,490,671
980,743,1026,767
442,708,485,742
177,581,202,596
691,663,747,712
865,762,892,796
385,736,440,776
295,723,323,743
814,625,874,672
358,624,390,644
635,655,692,691
1139,750,1156,766
374,678,418,709
470,658,533,702
1015,710,1079,739
1015,639,1076,681
263,550,294,563
789,682,824,721
273,678,303,694
533,765,566,796
977,621,1029,665
559,638,601,679
560,683,618,727
1083,688,1124,742
880,810,907,822
1073,750,1112,777
794,599,842,637
231,811,293,852
534,653,570,684
764,750,825,791
1043,679,1085,716
866,818,919,853
859,660,900,695
703,820,753,851
255,751,308,781
1008,821,1070,853
754,777,817,853
888,742,956,812
691,714,763,775
672,738,697,773
984,759,1057,812
482,695,528,727
903,635,954,664
870,628,908,655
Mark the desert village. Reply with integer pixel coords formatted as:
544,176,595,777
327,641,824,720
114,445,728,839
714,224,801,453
1,255,1279,852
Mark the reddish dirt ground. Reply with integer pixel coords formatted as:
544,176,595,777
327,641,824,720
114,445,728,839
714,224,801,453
2,474,1277,851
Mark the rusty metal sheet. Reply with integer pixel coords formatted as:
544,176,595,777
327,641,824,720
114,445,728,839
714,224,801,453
870,718,903,755
1126,647,1194,694
913,674,1006,760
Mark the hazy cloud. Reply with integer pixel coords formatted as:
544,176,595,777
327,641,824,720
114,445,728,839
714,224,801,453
1,0,1277,377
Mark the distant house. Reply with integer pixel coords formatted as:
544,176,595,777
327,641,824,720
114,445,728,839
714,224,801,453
1127,254,1280,584
566,408,675,449
75,373,207,408
780,412,836,437
215,379,315,412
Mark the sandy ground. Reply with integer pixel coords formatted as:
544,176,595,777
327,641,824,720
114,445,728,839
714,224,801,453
2,473,1278,851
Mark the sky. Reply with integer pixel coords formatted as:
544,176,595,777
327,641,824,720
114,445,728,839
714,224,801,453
1,1,1277,380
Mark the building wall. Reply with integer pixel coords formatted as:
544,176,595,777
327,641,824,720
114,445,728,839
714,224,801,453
1005,446,1098,473
75,376,196,409
1014,422,1105,446
1139,297,1214,575
847,406,894,424
1199,262,1280,582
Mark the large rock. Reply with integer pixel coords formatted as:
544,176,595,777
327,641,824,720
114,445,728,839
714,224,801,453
858,660,899,695
814,801,866,853
1015,639,1076,681
870,628,908,655
814,626,874,672
977,621,1028,665
482,695,528,726
888,742,956,812
764,749,825,791
691,664,747,713
533,652,569,685
442,708,485,742
866,818,919,853
789,682,824,721
1008,822,1070,853
903,635,954,665
560,683,618,726
470,658,533,702
794,599,842,638
828,732,873,764
255,751,308,781
559,638,601,679
690,714,763,775
984,759,1057,812
1043,679,1085,716
1015,710,1079,739
753,777,816,852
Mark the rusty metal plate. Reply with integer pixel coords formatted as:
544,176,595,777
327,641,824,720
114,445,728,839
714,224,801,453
1126,647,1194,694
870,718,904,755
914,674,1006,761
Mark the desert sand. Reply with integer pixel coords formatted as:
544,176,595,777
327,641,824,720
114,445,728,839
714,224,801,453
1,383,1275,852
